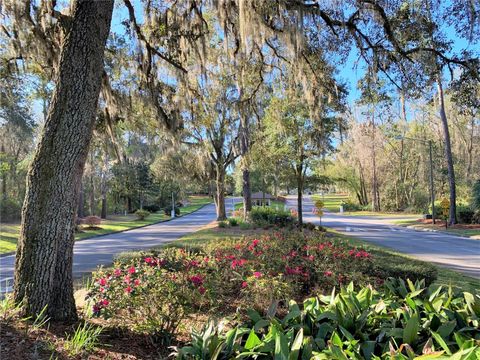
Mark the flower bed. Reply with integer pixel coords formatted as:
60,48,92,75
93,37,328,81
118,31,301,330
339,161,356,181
86,230,436,341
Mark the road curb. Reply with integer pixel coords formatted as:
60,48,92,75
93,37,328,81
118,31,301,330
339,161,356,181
404,225,479,239
0,202,213,259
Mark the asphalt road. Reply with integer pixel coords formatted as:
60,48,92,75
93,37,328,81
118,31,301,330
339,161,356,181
0,202,228,293
286,196,480,279
2,196,479,295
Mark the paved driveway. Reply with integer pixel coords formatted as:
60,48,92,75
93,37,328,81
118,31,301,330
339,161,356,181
286,196,480,279
0,202,227,293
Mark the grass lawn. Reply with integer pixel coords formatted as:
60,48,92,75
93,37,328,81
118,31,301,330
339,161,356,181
394,218,480,238
0,195,212,254
311,193,349,212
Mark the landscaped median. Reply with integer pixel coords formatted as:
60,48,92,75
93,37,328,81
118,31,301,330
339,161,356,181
2,220,479,359
0,195,212,255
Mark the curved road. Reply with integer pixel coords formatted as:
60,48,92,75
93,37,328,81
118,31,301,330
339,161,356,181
1,196,479,294
286,196,480,279
0,202,231,293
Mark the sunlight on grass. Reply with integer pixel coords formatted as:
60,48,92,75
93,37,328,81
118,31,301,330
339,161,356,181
233,200,285,211
0,195,212,254
312,193,349,212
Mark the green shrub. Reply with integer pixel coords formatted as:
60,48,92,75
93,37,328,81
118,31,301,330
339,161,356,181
303,222,316,231
457,205,474,224
249,206,295,227
176,281,480,359
473,210,480,224
164,205,180,216
369,249,437,286
135,209,150,220
143,204,160,213
0,198,21,222
83,216,102,228
228,217,239,226
239,222,252,230
341,200,362,211
218,220,227,228
472,180,480,211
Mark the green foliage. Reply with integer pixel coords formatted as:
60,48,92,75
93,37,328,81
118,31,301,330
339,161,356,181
472,180,480,211
176,281,480,359
457,205,474,224
64,322,103,356
135,209,150,220
227,217,239,226
0,198,21,222
249,206,295,227
218,220,227,228
143,204,160,213
164,205,180,217
341,200,362,212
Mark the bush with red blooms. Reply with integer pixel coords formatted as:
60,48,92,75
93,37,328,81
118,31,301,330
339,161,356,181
87,230,375,340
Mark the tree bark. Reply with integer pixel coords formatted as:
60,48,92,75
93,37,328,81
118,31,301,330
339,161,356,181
296,163,304,226
436,75,457,225
77,180,84,218
1,144,6,200
215,165,227,221
14,0,113,321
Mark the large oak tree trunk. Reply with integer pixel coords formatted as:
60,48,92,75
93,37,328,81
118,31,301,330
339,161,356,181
436,76,457,225
14,0,113,321
240,114,252,218
296,163,304,226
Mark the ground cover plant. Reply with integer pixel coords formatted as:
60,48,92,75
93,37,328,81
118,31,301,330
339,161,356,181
175,279,480,359
86,229,440,344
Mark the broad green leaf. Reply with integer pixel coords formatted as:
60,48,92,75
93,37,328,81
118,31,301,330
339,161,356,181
245,330,262,350
437,320,457,338
403,315,419,344
274,330,290,360
431,331,452,355
289,328,303,360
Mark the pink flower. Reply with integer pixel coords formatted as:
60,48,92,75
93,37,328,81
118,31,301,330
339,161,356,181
189,274,204,287
98,278,107,286
188,260,200,267
99,287,105,293
252,239,260,247
134,279,141,286
128,266,136,274
231,259,247,269
204,257,210,263
124,275,131,284
125,286,133,293
324,271,333,277
101,299,109,306
198,286,206,295
144,257,153,264
241,281,248,288
114,268,122,276
253,271,262,278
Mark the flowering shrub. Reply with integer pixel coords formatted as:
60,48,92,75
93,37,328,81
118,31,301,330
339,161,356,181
88,231,378,335
83,216,102,229
134,209,150,220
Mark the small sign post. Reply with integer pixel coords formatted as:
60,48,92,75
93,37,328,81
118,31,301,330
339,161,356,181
440,198,450,229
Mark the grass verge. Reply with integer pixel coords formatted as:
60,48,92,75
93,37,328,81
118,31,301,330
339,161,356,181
394,219,480,238
0,195,212,254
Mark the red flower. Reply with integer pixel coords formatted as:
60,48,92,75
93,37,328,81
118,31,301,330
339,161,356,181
125,286,133,293
98,278,107,286
134,279,141,286
101,299,109,306
144,257,153,263
252,239,260,247
128,266,136,274
198,286,206,295
241,281,248,288
324,271,333,277
124,275,131,284
253,271,262,278
114,268,122,276
189,274,204,287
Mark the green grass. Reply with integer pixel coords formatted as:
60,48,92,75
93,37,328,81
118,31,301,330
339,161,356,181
394,219,480,238
332,230,479,293
312,193,349,212
0,195,212,254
